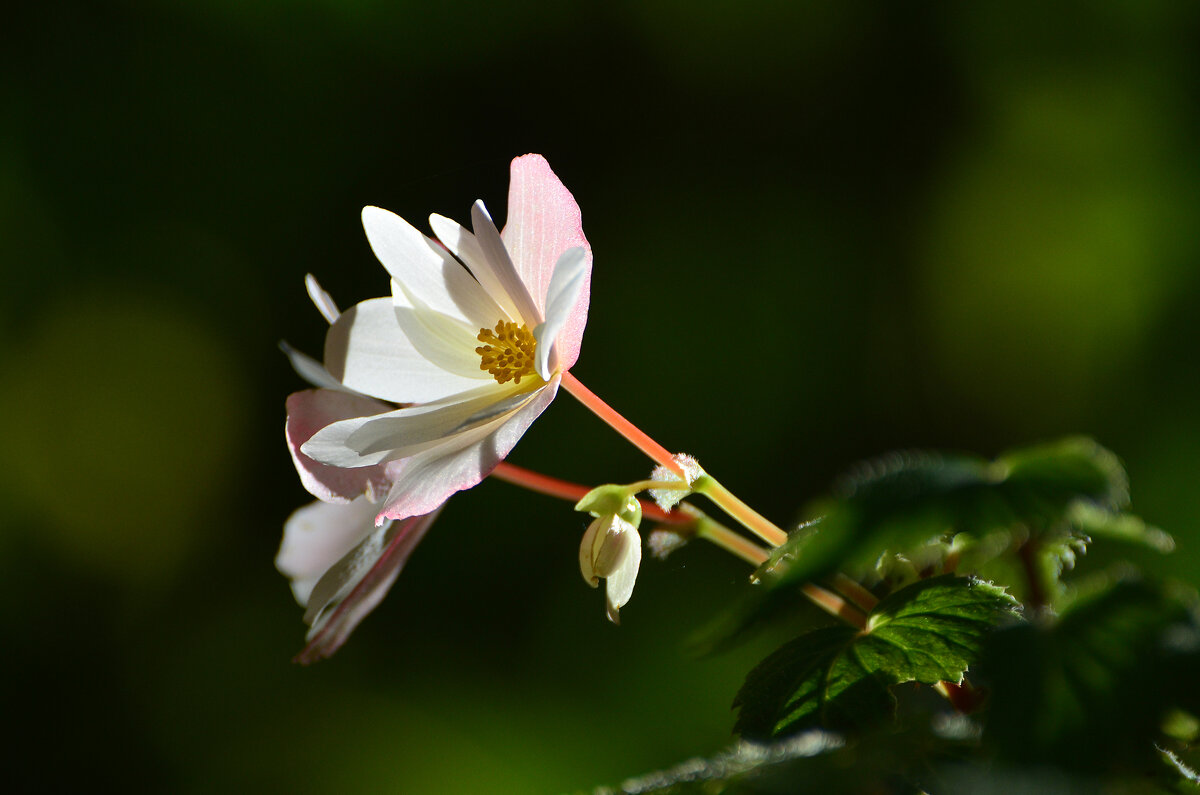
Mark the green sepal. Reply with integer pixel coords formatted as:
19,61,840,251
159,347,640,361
574,484,641,526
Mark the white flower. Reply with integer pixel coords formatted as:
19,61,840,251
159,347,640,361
294,154,592,524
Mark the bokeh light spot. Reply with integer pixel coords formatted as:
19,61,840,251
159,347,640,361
0,292,248,584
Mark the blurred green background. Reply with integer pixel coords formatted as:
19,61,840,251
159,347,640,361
3,1,1199,791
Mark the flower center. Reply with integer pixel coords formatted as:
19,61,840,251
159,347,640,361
475,320,537,385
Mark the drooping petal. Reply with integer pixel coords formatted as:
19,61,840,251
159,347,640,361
533,247,589,380
376,375,562,522
296,507,442,664
605,526,642,624
502,154,592,371
361,206,500,326
305,273,341,324
428,213,520,323
302,383,517,468
470,200,542,326
324,297,486,403
277,496,378,606
286,389,398,502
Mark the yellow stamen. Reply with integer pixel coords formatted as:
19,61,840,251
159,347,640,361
475,320,537,384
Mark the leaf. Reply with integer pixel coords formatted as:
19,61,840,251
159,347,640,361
981,577,1200,772
694,438,1126,651
734,576,1019,739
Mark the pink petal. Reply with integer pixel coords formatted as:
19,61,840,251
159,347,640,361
376,375,561,522
286,389,399,502
295,507,442,664
501,154,592,372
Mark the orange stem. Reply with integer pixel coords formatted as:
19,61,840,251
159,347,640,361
560,372,685,477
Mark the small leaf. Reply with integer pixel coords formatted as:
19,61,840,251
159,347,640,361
1068,501,1174,553
735,576,1019,739
996,436,1129,514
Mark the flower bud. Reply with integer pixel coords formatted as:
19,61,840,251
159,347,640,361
576,488,643,623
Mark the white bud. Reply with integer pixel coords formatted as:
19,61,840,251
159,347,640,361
577,512,642,623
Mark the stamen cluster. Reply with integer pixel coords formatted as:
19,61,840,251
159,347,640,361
476,320,537,384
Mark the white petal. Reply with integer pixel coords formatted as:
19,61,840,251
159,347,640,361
361,206,500,326
533,247,588,380
376,375,561,521
391,281,494,380
470,201,541,326
429,213,520,322
302,384,526,468
277,497,377,606
605,527,642,623
592,515,634,578
305,274,340,324
303,518,392,626
325,297,486,403
296,508,441,663
344,386,525,459
281,341,352,392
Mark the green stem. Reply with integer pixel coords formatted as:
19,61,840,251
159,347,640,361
693,516,770,566
694,475,789,548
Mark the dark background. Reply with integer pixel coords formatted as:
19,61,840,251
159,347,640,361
4,1,1199,791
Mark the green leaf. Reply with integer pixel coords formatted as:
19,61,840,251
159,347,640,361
1067,501,1174,553
694,438,1127,651
734,576,1018,739
996,437,1129,516
981,577,1199,772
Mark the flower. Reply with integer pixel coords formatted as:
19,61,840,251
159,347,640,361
576,485,644,623
296,154,591,525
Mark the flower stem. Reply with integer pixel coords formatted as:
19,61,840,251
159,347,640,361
694,516,770,566
801,583,869,630
560,372,685,477
694,475,789,548
830,573,879,613
489,461,685,525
